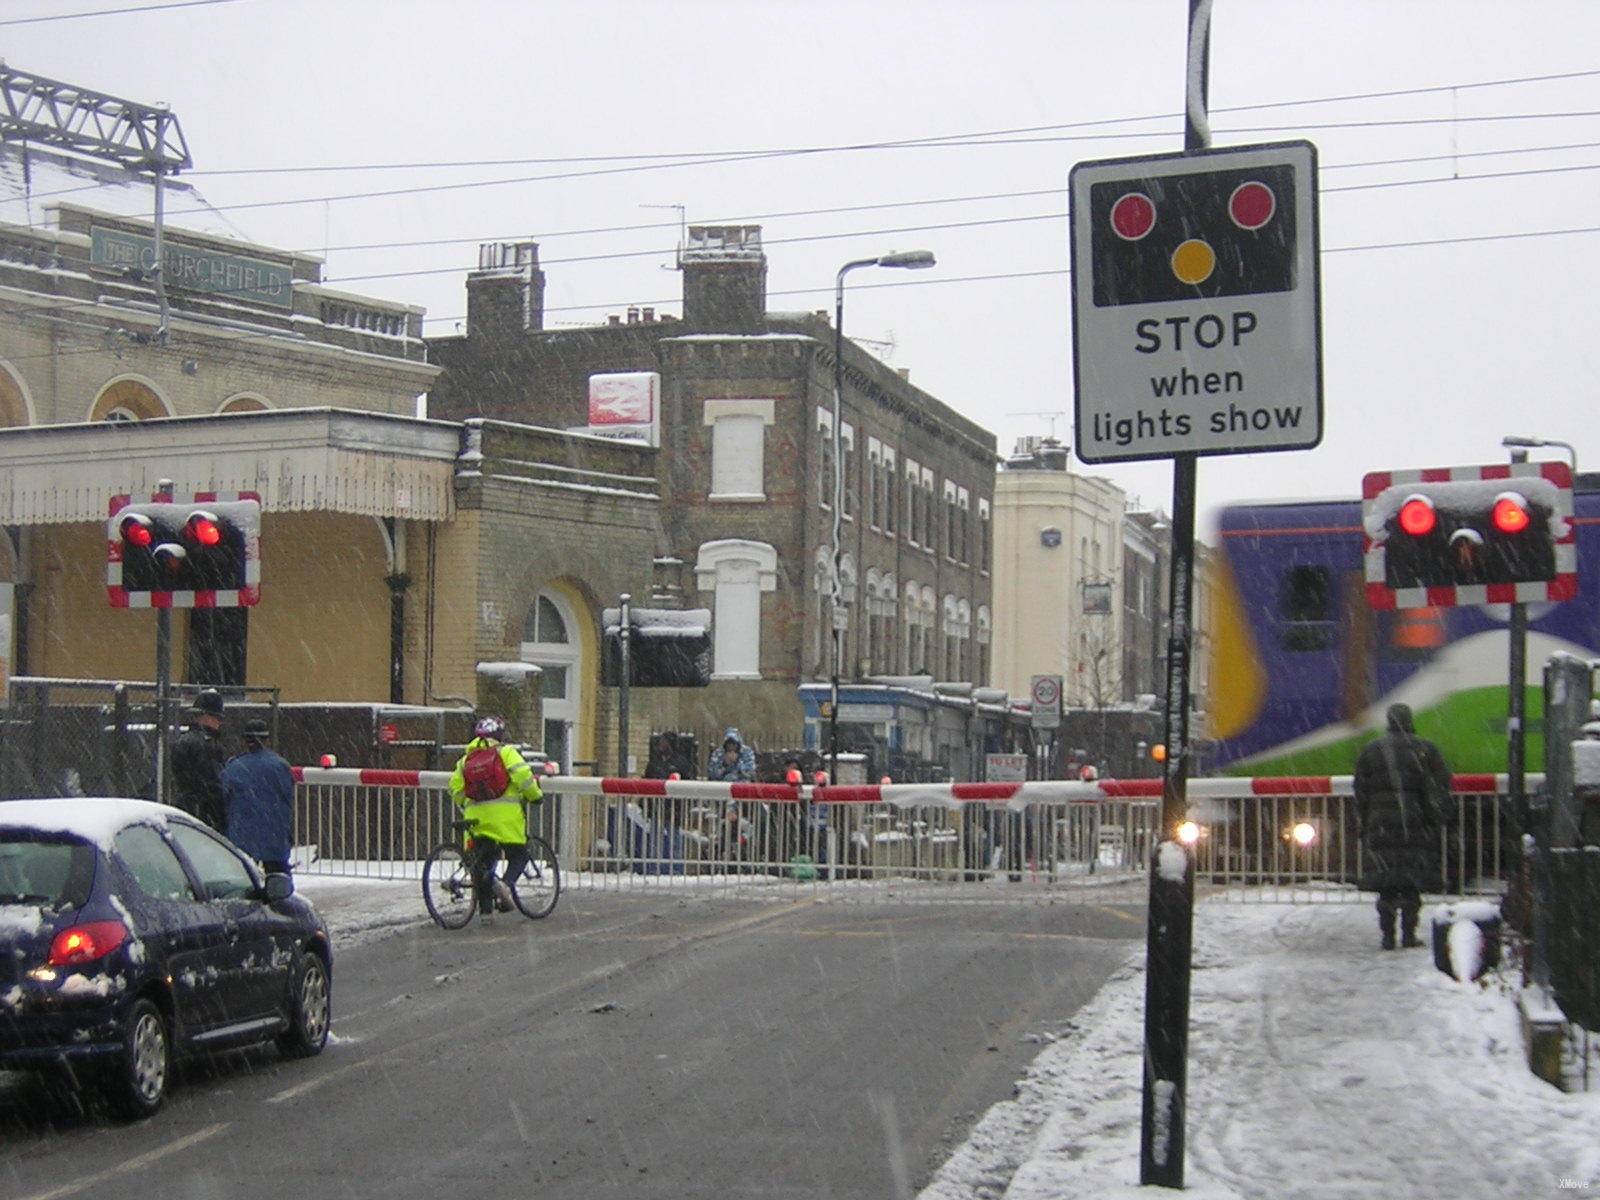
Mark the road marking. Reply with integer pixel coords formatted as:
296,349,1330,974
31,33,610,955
1089,903,1145,926
16,1122,229,1200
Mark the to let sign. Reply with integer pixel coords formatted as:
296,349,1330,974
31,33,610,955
1069,140,1322,464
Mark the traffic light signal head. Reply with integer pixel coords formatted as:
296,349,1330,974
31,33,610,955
1088,161,1298,307
1362,464,1576,610
107,492,261,608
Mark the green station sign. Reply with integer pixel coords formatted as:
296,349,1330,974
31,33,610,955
91,226,294,310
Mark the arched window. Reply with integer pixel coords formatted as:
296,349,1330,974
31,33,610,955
89,377,169,422
218,394,270,414
812,545,833,675
0,362,33,428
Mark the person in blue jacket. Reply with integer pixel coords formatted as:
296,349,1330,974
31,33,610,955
223,718,296,876
706,728,756,782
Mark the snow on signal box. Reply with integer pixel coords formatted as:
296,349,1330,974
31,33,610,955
107,491,262,609
1361,462,1576,611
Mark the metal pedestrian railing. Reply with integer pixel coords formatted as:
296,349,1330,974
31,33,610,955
289,768,1528,904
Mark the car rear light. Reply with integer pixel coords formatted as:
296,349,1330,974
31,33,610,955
48,920,129,967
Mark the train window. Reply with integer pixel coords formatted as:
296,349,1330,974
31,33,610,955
1279,565,1335,651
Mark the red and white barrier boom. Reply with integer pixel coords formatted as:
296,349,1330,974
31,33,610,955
291,769,1533,809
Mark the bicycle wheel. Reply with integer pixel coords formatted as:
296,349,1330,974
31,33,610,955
423,842,477,929
510,834,561,919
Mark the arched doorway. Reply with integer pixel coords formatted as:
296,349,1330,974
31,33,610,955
520,588,585,771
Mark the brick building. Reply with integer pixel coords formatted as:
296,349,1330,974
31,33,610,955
427,226,998,745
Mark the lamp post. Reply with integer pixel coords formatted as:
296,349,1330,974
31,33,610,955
1502,434,1578,477
829,250,936,783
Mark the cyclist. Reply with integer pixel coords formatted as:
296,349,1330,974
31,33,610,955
448,715,544,914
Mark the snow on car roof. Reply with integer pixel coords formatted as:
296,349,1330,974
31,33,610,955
0,798,184,849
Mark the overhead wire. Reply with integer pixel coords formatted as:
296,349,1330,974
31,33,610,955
5,220,1599,366
0,0,245,26
152,111,1600,218
6,145,1600,332
305,138,1600,256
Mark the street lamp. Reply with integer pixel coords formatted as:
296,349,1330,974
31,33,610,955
829,249,936,783
1502,434,1578,477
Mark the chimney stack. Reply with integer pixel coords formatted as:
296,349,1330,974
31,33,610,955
681,225,767,334
466,242,544,337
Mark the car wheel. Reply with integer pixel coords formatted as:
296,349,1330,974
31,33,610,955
105,998,170,1120
276,952,330,1059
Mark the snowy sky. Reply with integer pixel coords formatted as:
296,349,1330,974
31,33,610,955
6,0,1600,529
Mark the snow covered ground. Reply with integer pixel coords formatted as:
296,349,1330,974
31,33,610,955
293,874,429,949
921,899,1600,1200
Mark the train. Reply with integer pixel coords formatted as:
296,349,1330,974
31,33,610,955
1205,473,1600,776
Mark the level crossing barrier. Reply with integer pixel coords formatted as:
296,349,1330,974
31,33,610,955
289,768,1528,903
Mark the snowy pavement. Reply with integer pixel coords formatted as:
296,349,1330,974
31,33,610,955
921,900,1600,1199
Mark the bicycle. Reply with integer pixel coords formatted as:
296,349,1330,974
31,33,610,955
423,813,561,929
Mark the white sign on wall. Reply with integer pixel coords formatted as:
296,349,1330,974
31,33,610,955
585,372,660,446
1069,140,1322,464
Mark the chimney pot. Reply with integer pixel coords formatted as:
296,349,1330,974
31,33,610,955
608,314,622,326
642,307,655,322
627,307,640,324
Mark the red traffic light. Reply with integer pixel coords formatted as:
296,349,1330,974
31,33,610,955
1492,492,1531,534
1398,495,1437,537
119,513,153,548
1110,192,1156,241
185,511,222,547
1229,181,1276,230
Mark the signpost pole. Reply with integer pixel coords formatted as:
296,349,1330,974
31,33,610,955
1139,1,1207,1187
618,593,631,777
153,478,174,803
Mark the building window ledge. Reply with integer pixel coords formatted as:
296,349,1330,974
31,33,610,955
711,672,762,681
710,492,767,503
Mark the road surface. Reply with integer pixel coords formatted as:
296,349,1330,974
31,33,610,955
2,888,1145,1199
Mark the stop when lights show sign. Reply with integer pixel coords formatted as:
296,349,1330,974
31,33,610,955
1069,140,1322,464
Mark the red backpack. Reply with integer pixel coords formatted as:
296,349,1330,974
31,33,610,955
461,745,510,802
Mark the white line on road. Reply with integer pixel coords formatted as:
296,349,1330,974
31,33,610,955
15,1121,230,1200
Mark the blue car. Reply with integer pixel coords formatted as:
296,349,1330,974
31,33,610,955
0,798,331,1118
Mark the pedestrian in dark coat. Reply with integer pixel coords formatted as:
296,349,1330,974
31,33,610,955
1353,702,1450,949
170,689,226,829
222,719,295,875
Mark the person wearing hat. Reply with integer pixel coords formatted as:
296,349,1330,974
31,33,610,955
170,688,227,829
222,718,296,876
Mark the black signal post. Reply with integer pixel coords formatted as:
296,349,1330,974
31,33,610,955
1139,0,1207,1187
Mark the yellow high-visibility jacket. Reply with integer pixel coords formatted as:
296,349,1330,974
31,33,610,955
448,738,543,845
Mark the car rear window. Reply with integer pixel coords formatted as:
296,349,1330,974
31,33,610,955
0,833,96,908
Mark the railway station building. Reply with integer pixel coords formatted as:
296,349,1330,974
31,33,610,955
0,144,664,775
